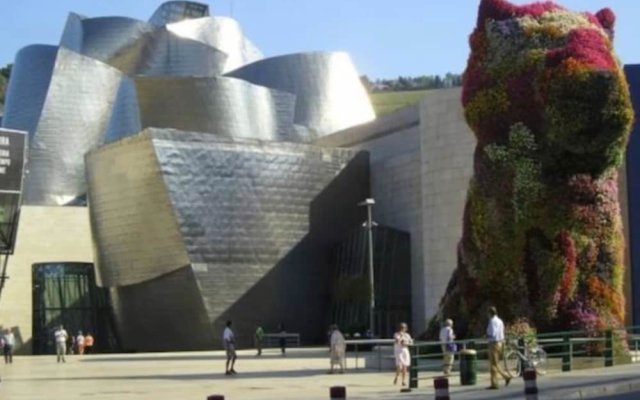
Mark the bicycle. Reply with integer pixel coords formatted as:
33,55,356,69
504,337,547,377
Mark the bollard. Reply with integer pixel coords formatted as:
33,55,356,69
330,386,346,399
604,329,614,367
207,396,224,400
434,376,450,400
409,345,419,389
523,368,538,400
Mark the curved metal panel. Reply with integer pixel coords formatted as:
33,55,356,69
167,16,262,72
59,14,226,77
86,133,190,287
59,15,154,75
130,28,227,77
105,77,142,143
1,45,58,138
59,12,85,53
149,1,209,27
24,48,125,206
134,76,295,140
225,52,376,139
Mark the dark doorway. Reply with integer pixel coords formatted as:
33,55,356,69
32,262,118,354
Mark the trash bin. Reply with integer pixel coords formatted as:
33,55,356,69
459,349,477,386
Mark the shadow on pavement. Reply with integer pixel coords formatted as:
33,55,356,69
9,368,341,381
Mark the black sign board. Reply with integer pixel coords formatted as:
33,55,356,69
0,128,28,254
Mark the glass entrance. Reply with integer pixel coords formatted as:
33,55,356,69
32,262,118,354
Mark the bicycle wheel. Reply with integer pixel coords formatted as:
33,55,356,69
504,350,521,377
529,347,547,375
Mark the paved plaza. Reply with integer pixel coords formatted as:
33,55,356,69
2,348,640,399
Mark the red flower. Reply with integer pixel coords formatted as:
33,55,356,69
546,28,615,70
595,8,616,30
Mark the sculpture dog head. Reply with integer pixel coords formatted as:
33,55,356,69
463,0,633,177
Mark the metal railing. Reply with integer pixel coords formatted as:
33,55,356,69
408,325,640,389
344,339,395,370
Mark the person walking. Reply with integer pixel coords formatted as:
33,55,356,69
254,325,264,356
393,322,413,386
486,306,511,389
76,331,85,355
439,319,457,375
223,320,237,375
278,323,286,356
84,332,95,354
54,325,68,363
328,324,346,374
2,328,15,364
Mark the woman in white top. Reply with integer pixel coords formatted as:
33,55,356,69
393,322,413,386
328,324,346,374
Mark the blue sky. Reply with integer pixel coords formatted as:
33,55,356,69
1,0,638,79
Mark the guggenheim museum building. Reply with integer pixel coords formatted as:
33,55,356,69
2,1,640,354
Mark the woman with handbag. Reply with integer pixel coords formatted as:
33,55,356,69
439,319,457,375
393,322,413,386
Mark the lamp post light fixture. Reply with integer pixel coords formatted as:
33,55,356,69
358,198,376,336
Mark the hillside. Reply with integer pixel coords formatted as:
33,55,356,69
369,90,430,117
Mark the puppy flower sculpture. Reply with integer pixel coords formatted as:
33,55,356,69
437,0,634,336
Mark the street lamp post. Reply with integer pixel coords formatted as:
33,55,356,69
358,198,376,336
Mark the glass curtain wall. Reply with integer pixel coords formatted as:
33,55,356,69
32,262,118,354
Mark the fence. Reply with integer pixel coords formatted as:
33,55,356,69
408,325,640,389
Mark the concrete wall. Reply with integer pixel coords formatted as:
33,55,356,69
346,125,425,331
420,88,476,323
317,106,426,330
317,90,476,333
0,206,93,354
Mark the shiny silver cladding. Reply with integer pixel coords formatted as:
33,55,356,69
167,16,262,72
1,45,58,138
225,52,376,139
134,76,295,140
105,77,142,143
129,27,227,77
60,13,227,77
60,14,156,72
24,48,125,205
86,128,370,349
149,1,209,27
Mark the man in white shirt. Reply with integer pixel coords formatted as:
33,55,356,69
223,320,237,375
439,319,456,375
2,328,15,364
54,325,68,363
486,307,511,389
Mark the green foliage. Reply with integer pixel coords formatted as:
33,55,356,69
485,123,543,222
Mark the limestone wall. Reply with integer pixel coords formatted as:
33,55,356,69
0,206,93,354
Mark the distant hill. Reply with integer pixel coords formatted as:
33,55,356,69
363,73,462,116
369,90,430,116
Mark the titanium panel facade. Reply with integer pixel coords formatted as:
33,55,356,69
23,48,126,205
86,128,370,349
167,16,263,72
1,45,58,138
60,14,157,73
225,52,376,139
134,76,296,140
105,77,142,143
60,14,227,77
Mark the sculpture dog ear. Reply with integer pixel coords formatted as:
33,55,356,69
477,0,516,27
596,8,616,39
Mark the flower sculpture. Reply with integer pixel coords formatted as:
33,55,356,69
437,0,634,336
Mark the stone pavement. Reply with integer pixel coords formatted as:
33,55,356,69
1,348,639,399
